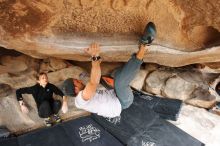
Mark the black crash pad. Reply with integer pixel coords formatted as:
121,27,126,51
61,116,123,146
92,94,204,146
92,101,160,145
0,126,10,138
0,137,18,146
0,116,123,146
127,119,204,146
18,124,73,146
132,89,182,121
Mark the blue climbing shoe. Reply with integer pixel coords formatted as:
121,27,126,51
139,22,156,45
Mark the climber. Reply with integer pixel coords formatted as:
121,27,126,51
62,22,156,118
16,72,68,127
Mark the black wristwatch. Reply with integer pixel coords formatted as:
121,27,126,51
91,56,101,61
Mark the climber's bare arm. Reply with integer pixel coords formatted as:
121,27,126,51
82,43,101,101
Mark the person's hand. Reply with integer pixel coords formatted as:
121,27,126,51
62,101,68,113
84,42,100,56
20,104,29,114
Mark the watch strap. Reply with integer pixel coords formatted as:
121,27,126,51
91,56,101,61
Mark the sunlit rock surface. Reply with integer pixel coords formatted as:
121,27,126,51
0,0,220,67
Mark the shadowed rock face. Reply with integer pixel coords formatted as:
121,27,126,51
0,0,220,67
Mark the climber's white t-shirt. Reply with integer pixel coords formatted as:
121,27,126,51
75,89,122,118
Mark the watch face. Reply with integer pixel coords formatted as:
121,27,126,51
92,56,101,61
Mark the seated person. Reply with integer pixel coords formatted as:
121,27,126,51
16,73,68,126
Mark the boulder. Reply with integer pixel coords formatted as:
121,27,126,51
0,70,37,89
130,69,147,90
47,66,87,85
144,70,173,95
163,75,197,101
39,58,69,73
143,66,219,108
186,87,216,109
0,55,39,74
0,84,12,97
0,0,220,67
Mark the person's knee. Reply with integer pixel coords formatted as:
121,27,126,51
38,101,52,118
115,85,134,109
118,92,134,109
121,97,134,109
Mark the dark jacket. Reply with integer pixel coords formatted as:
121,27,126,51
16,83,64,107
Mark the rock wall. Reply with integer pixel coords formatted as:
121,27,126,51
0,0,220,67
143,64,218,108
0,54,219,111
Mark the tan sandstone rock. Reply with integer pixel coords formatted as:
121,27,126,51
144,70,173,95
197,62,220,74
130,69,148,90
0,55,39,74
0,83,12,97
144,66,217,108
0,70,37,89
47,66,87,84
163,75,197,101
0,0,220,67
186,87,216,109
39,57,69,73
71,61,124,76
